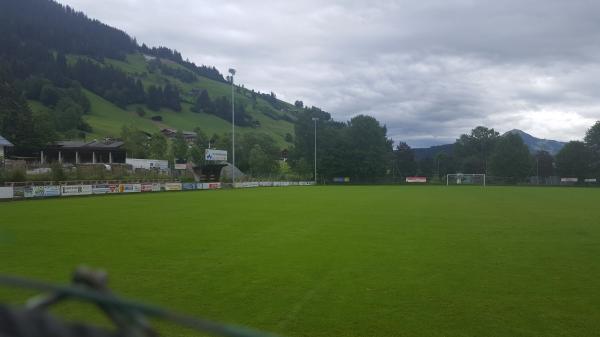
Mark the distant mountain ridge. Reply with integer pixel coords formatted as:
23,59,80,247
503,129,566,155
413,129,566,159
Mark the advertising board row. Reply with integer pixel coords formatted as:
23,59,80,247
0,182,223,200
1,181,314,200
235,181,315,188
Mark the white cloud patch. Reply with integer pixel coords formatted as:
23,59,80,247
57,0,600,147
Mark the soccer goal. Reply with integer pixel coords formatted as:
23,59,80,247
446,173,486,186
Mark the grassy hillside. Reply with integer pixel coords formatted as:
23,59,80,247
95,52,297,147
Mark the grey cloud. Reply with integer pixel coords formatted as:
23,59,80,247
58,0,600,146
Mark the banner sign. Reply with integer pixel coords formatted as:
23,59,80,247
43,186,61,197
93,184,111,194
141,183,154,192
174,163,187,170
205,149,228,161
164,183,182,191
561,178,578,183
182,182,196,190
259,181,274,187
332,177,350,183
0,187,14,199
234,182,259,188
61,185,93,196
199,183,221,190
298,181,315,186
406,176,427,183
24,186,50,198
584,178,597,183
119,184,141,193
12,187,24,198
24,187,34,198
152,183,162,192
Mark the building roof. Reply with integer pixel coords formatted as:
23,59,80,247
49,140,125,150
0,135,14,147
161,128,197,137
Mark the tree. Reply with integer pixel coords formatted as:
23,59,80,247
435,153,456,180
120,126,149,158
454,126,500,174
0,82,47,153
346,115,392,180
555,141,591,179
489,133,532,181
248,144,271,176
172,130,189,161
294,100,304,108
148,132,167,159
191,90,212,113
534,151,554,177
584,121,600,175
189,145,204,165
418,157,435,177
393,142,417,177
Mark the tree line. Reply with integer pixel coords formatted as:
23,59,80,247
392,123,600,183
120,126,282,177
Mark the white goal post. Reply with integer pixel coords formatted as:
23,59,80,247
446,173,486,186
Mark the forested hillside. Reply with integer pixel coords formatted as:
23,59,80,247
0,0,301,153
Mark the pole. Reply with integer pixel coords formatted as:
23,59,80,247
229,68,236,186
312,118,318,184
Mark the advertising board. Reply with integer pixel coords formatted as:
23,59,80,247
0,187,13,199
164,183,183,191
406,176,427,183
61,185,93,196
205,149,228,161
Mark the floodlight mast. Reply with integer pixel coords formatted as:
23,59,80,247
312,117,319,184
229,68,236,186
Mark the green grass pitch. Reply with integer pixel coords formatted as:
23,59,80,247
1,186,599,336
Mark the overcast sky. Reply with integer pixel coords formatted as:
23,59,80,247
57,0,600,147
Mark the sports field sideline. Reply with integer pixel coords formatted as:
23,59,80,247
1,186,599,337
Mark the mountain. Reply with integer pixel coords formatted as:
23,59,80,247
412,129,566,159
504,129,566,155
413,143,454,160
0,0,301,148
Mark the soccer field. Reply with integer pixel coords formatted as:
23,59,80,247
1,186,599,337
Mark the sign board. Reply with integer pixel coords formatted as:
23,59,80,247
199,183,221,190
12,187,24,198
126,158,169,171
141,183,154,192
43,186,61,197
406,176,427,183
31,186,46,197
93,184,111,194
332,177,350,183
0,187,13,199
182,182,197,190
205,149,227,161
174,163,187,170
584,178,597,183
119,184,141,193
259,181,274,187
561,177,578,183
234,182,259,188
164,183,183,191
61,185,93,196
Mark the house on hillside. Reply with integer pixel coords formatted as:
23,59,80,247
160,128,197,143
42,140,126,164
0,135,14,159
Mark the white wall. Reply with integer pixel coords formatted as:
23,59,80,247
126,158,169,170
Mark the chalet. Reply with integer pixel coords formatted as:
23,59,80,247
42,140,126,164
160,128,197,143
0,135,13,159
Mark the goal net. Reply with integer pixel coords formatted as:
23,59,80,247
446,173,486,186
